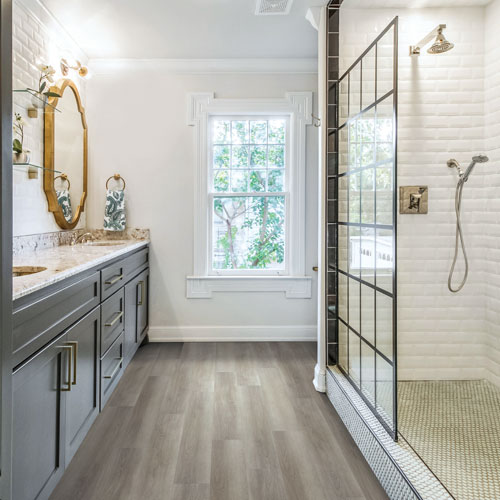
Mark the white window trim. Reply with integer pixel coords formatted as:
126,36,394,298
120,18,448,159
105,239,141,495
186,92,313,299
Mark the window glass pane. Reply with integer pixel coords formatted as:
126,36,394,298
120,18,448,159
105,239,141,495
212,196,285,270
339,322,348,372
362,46,376,109
376,354,394,427
377,27,394,98
268,119,286,144
231,170,249,192
376,164,393,226
232,146,249,168
249,170,266,192
361,284,374,345
232,120,249,144
338,272,348,322
360,227,375,285
361,342,375,404
376,229,393,293
268,169,284,192
213,170,229,192
250,146,267,168
361,168,374,224
338,224,348,272
376,291,393,361
268,145,285,168
349,330,361,387
349,277,360,333
250,121,267,144
213,145,230,169
213,120,230,144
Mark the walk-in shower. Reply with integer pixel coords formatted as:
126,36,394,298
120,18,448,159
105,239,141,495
325,2,500,499
447,155,489,293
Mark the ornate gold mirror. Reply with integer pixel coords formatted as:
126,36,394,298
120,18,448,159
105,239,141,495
44,79,87,229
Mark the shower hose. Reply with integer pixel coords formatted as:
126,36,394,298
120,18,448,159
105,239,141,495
448,178,468,293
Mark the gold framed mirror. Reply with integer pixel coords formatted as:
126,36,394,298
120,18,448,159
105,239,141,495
44,79,88,229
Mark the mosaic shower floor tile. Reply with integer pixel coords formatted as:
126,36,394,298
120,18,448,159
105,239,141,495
399,380,500,500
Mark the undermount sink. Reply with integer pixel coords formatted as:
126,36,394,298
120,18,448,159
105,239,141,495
82,240,127,247
13,266,47,277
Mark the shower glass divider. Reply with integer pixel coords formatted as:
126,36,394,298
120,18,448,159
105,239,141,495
325,7,399,440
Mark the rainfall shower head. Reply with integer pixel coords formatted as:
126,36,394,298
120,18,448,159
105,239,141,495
427,27,454,54
410,24,454,56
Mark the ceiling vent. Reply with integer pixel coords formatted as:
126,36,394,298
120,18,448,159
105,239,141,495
255,0,294,15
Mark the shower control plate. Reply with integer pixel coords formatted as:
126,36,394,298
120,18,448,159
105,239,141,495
399,186,428,214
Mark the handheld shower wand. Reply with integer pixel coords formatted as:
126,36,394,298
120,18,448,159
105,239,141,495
447,155,489,292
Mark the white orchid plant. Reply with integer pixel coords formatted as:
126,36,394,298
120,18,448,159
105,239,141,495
12,112,29,155
28,63,60,99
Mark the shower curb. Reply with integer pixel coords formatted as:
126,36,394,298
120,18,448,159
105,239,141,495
326,367,454,500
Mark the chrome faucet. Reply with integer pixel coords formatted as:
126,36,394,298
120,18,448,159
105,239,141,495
71,232,95,245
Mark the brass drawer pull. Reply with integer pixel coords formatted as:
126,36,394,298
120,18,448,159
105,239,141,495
58,345,72,391
105,311,123,327
137,280,145,306
105,274,123,286
66,341,78,385
104,357,123,379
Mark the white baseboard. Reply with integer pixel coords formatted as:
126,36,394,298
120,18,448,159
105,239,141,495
148,325,316,342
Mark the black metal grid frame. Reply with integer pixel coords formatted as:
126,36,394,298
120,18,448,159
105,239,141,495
325,5,399,440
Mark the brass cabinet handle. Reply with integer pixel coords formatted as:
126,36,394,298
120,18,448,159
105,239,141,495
105,274,123,285
312,266,319,272
66,341,78,385
137,280,145,306
58,345,72,391
104,358,123,379
105,311,123,327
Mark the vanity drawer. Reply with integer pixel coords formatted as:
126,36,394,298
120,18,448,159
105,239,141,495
100,288,124,356
101,260,126,300
124,247,149,281
13,272,100,367
100,333,124,409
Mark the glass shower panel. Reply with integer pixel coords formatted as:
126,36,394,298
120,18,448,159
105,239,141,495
332,17,398,438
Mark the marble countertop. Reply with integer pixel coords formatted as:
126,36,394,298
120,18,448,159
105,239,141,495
13,239,149,301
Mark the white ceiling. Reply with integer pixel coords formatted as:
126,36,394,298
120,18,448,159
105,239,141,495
344,0,491,8
40,0,327,60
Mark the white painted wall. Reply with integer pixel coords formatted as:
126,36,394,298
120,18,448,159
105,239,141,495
86,67,319,340
340,6,489,381
13,0,87,236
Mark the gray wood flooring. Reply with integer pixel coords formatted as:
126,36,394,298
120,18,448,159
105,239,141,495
50,342,389,500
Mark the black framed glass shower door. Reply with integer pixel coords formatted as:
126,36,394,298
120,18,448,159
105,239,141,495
327,13,398,438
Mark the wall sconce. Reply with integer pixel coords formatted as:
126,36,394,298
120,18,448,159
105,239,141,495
60,58,89,78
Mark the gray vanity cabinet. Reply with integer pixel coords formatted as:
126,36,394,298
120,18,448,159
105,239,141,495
124,268,149,363
65,308,100,463
12,245,149,500
12,332,70,500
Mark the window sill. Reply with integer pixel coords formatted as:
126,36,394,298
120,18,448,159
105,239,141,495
186,275,312,299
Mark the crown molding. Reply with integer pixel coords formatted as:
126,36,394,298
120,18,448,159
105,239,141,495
88,58,318,76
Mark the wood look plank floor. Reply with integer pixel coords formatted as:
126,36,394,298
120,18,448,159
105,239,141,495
49,342,389,500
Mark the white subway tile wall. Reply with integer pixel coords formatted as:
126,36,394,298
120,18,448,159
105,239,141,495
340,6,499,384
12,0,87,236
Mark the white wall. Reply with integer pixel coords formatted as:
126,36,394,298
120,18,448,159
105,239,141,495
86,68,319,340
13,0,87,236
340,6,489,381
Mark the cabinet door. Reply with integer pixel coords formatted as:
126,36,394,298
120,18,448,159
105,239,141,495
124,275,139,360
136,269,149,342
12,332,70,500
124,269,149,362
65,307,100,464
